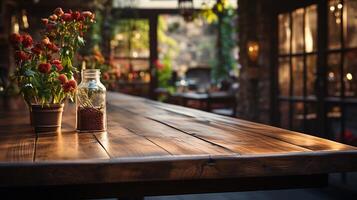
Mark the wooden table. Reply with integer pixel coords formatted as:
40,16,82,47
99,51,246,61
0,92,357,199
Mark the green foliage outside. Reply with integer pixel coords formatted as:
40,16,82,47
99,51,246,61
201,0,237,83
111,19,150,56
157,16,178,94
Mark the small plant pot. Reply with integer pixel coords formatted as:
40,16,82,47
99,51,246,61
31,104,64,133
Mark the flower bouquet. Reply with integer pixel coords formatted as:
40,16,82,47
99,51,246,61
9,8,95,133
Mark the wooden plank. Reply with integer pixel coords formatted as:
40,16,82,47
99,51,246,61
0,152,356,187
0,134,35,162
35,132,109,161
94,120,171,158
0,109,35,162
106,105,234,156
141,97,357,152
148,115,311,154
107,97,311,155
107,92,356,155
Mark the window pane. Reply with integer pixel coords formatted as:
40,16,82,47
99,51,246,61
344,0,357,48
328,0,342,49
278,13,291,55
111,19,150,58
292,9,304,53
292,102,304,132
279,101,290,129
344,50,357,97
327,53,342,96
292,56,304,97
305,5,317,52
306,55,317,97
279,57,290,96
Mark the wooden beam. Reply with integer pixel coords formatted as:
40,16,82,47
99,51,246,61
149,14,158,100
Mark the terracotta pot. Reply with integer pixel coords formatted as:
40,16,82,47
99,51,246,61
31,104,64,133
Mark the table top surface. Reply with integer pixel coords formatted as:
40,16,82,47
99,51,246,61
0,92,357,187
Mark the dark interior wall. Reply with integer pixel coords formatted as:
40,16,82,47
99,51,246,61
237,0,276,124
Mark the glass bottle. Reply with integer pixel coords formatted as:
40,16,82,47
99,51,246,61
76,69,107,132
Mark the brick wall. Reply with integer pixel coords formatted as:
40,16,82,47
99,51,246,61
237,0,276,124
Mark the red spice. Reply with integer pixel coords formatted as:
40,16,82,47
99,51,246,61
77,107,104,131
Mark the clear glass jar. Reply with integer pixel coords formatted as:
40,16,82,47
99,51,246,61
76,69,107,132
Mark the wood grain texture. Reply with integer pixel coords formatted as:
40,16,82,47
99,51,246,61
0,135,35,162
107,93,357,152
35,132,109,161
106,105,234,156
0,92,356,188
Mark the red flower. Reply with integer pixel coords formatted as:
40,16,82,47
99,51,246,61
58,74,68,85
81,11,93,19
68,79,77,88
54,7,64,16
42,37,50,45
31,47,42,55
47,43,59,52
62,13,72,21
9,33,23,46
15,50,29,61
71,11,80,20
78,15,85,21
51,59,63,71
38,63,52,74
21,34,33,48
50,59,61,65
102,72,110,80
31,43,43,55
49,14,58,21
63,79,77,92
41,18,49,25
55,64,63,71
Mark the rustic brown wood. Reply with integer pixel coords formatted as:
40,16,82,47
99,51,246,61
107,93,356,153
35,131,109,161
0,134,35,162
0,92,357,198
106,105,234,156
94,123,171,158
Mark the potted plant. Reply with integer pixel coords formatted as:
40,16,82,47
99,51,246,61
9,8,95,133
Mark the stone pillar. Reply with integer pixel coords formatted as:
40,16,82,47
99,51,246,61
237,0,275,124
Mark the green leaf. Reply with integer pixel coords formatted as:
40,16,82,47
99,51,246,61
24,69,36,77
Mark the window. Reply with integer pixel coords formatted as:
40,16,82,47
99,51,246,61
326,0,357,144
277,4,318,132
111,19,150,74
327,0,357,98
276,0,357,146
